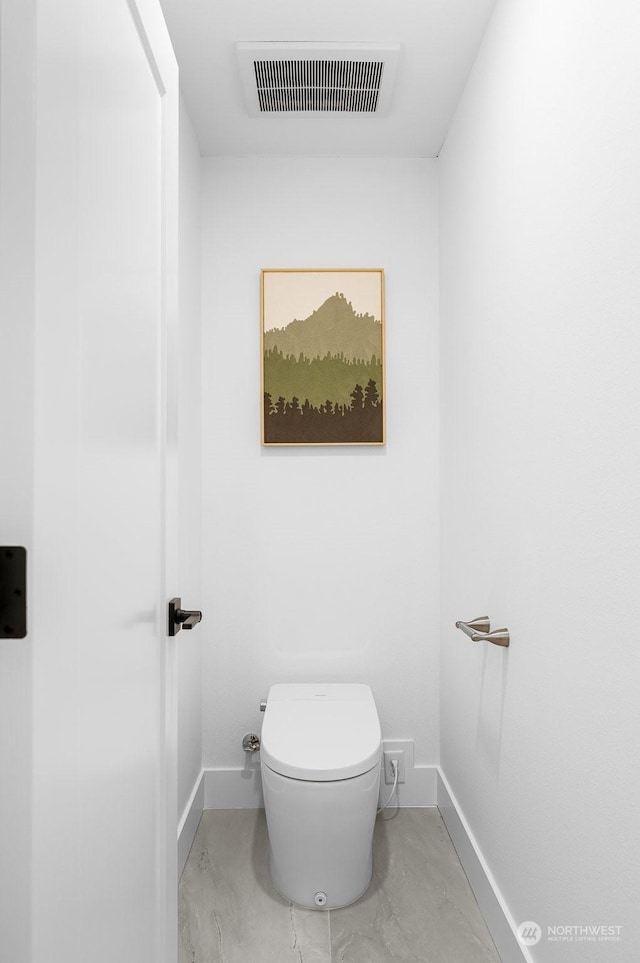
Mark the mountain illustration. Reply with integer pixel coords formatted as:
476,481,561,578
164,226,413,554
264,292,382,362
262,290,384,445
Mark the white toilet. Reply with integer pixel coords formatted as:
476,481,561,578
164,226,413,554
260,682,382,910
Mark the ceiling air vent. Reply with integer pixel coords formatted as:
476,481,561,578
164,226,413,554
237,42,400,117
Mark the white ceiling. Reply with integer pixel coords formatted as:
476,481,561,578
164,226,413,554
159,0,497,158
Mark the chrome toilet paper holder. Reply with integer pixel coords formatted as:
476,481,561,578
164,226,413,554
455,616,510,647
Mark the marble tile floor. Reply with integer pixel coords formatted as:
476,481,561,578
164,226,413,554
179,807,502,963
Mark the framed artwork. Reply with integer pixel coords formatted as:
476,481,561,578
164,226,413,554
261,269,385,446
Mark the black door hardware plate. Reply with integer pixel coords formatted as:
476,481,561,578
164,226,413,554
0,547,27,639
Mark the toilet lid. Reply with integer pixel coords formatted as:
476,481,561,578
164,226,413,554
260,683,382,781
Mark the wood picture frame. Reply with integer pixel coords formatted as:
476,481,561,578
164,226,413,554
261,269,385,446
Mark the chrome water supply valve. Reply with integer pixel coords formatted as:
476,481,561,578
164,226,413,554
242,732,260,752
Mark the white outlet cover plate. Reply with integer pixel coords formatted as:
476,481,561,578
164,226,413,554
382,740,414,768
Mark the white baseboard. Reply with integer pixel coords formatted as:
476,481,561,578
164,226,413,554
437,769,530,963
203,762,438,810
378,763,437,807
177,770,204,878
204,763,265,809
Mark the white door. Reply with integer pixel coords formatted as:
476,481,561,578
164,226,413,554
0,0,179,961
0,3,37,956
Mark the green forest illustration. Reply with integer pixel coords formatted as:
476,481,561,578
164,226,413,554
263,291,384,444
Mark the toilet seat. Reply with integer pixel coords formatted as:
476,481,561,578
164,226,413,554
261,683,381,781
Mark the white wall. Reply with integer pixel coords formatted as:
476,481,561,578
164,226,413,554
439,1,640,959
177,98,203,821
201,157,439,793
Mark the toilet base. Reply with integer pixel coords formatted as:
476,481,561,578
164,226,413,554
262,761,380,911
269,859,373,911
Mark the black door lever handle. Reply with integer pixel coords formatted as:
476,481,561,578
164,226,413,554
168,597,202,636
177,609,202,629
